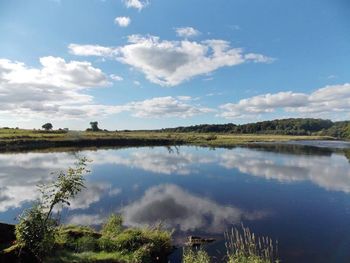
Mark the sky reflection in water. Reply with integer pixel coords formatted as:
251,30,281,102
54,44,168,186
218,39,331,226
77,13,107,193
1,144,350,262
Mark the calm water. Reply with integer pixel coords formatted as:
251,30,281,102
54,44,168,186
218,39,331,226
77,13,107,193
1,143,350,262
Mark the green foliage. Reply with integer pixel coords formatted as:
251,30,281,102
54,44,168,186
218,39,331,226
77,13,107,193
39,157,89,222
42,122,53,131
183,248,210,263
101,214,123,237
89,121,100,132
15,204,57,258
162,118,335,136
15,158,89,260
320,121,350,138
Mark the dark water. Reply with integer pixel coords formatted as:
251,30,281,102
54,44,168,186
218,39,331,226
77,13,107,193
1,142,350,262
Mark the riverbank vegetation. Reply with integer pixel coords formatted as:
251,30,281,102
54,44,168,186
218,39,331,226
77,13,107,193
183,225,279,263
0,128,332,152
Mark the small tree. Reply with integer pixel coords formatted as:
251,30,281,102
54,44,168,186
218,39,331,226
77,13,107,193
42,123,53,131
89,121,100,132
15,157,90,259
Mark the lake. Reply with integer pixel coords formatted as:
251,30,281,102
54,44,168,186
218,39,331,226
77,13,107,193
1,142,350,262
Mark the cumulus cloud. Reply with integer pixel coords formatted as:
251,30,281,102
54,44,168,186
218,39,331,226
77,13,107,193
68,44,116,57
0,56,120,119
0,57,210,120
175,27,200,38
122,184,266,233
219,83,350,119
123,0,148,11
120,96,213,118
114,16,131,27
69,35,273,87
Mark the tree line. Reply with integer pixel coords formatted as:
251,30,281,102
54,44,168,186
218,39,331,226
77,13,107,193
160,118,350,138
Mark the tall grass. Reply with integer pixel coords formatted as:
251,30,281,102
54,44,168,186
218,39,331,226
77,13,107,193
183,224,279,263
225,224,279,263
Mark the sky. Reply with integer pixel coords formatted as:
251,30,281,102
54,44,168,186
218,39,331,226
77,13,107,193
0,0,349,130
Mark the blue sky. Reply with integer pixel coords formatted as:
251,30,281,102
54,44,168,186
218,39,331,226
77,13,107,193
0,0,349,130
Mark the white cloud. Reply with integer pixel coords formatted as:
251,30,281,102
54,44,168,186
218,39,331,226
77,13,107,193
0,56,118,119
123,0,148,11
0,56,211,122
122,184,266,233
68,44,116,57
114,16,131,27
175,27,200,38
120,96,213,118
110,74,123,81
69,35,273,87
220,91,308,118
219,83,350,119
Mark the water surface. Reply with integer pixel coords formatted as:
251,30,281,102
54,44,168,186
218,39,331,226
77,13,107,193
1,143,350,262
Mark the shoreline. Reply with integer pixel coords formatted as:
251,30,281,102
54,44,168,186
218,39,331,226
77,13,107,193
0,131,336,153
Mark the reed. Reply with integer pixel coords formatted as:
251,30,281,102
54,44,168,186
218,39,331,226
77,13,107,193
225,224,279,263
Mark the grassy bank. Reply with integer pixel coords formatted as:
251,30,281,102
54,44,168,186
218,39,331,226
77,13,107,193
0,220,173,263
0,128,333,152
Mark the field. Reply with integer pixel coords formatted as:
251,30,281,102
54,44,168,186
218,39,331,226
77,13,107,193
0,128,334,151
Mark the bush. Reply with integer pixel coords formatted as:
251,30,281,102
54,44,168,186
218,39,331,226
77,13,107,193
15,204,57,258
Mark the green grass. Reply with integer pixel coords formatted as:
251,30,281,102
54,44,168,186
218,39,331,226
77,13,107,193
2,215,173,263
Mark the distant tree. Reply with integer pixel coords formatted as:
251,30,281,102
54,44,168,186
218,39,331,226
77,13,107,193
42,123,53,131
89,121,100,132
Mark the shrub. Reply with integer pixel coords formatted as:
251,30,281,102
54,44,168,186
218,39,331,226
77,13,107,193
15,204,57,258
15,158,89,260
